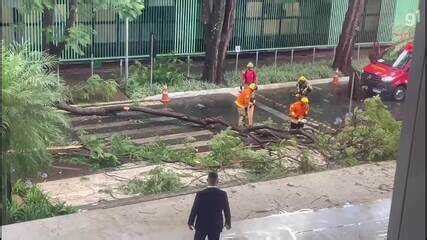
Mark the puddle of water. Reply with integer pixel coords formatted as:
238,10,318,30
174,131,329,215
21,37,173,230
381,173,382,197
169,93,285,126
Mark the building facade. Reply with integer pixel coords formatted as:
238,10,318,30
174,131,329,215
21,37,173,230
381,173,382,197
1,0,414,62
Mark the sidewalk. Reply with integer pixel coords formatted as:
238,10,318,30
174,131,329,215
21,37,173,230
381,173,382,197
2,161,395,240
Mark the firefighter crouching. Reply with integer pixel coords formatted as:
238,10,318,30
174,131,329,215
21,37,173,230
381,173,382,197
235,83,258,129
289,97,310,130
295,76,312,98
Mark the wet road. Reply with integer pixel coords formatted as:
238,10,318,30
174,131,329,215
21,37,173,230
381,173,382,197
257,82,405,125
160,82,404,129
222,199,390,240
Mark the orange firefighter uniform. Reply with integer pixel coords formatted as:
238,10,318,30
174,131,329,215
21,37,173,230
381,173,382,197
289,97,310,130
161,84,171,109
235,83,257,128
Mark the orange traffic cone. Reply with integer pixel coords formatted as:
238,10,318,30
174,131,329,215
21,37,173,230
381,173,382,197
161,84,171,109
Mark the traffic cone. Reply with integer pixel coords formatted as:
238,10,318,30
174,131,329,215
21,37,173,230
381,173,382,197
161,84,171,109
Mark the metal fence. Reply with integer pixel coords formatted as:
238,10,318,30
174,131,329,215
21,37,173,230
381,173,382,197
1,0,396,63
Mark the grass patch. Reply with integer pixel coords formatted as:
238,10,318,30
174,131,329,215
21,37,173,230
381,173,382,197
226,60,335,86
7,180,76,223
126,60,336,99
123,167,183,195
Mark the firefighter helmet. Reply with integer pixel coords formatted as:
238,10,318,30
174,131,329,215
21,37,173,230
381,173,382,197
249,83,258,90
301,97,309,104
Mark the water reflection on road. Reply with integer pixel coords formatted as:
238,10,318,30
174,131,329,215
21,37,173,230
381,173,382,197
258,83,405,125
222,199,390,240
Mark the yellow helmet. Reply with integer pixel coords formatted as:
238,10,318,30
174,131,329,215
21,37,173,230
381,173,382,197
249,83,258,90
247,62,254,68
301,97,309,104
298,76,308,82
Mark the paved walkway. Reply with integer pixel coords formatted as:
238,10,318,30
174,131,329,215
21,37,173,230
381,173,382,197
3,161,395,240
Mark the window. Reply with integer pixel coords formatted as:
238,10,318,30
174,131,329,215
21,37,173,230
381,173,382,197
263,19,280,35
246,2,263,18
392,50,412,69
283,2,300,17
357,0,382,42
281,18,298,34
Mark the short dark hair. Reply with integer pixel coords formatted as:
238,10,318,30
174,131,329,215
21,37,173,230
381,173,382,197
208,171,218,181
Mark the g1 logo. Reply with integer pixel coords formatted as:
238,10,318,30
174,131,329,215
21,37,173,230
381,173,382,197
406,10,420,26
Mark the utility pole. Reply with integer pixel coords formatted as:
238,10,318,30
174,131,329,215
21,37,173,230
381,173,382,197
150,32,154,89
124,17,129,86
348,71,356,114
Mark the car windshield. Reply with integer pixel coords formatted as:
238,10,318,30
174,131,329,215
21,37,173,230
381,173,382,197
391,50,412,68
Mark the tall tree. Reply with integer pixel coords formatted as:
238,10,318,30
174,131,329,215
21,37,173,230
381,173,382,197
216,0,237,85
332,0,367,100
19,0,145,57
201,0,237,85
332,0,367,75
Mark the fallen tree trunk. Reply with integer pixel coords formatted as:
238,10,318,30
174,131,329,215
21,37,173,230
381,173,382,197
56,102,315,148
57,102,229,128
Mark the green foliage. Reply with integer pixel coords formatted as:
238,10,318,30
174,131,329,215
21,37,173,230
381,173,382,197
80,135,120,170
75,134,199,169
227,61,334,86
383,26,415,63
202,130,245,168
316,96,401,165
299,151,317,173
2,43,69,176
7,180,76,223
123,167,183,195
202,130,287,180
66,26,93,56
127,60,334,98
68,74,119,103
135,141,199,166
127,57,217,99
110,135,140,158
19,0,145,56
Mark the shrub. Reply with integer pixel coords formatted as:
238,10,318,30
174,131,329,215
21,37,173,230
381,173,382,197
69,74,119,103
202,130,245,168
227,61,334,86
2,43,69,177
80,135,120,169
127,56,194,99
7,180,76,223
316,96,401,165
126,60,335,99
110,135,141,158
203,130,287,180
383,26,415,64
123,167,183,195
298,151,317,173
134,141,199,166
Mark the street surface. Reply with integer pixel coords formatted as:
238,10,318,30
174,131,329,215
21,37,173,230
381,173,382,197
4,161,396,240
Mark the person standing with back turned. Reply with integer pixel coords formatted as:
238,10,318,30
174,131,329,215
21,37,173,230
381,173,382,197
188,172,231,240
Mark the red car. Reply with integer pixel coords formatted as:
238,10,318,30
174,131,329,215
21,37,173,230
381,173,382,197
361,43,414,101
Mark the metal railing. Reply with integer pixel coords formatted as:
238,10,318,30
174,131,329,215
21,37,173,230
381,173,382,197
60,41,392,83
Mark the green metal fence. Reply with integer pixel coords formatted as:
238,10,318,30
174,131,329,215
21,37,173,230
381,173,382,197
1,0,396,62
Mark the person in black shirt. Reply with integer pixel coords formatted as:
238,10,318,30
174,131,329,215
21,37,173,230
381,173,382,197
188,172,231,240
